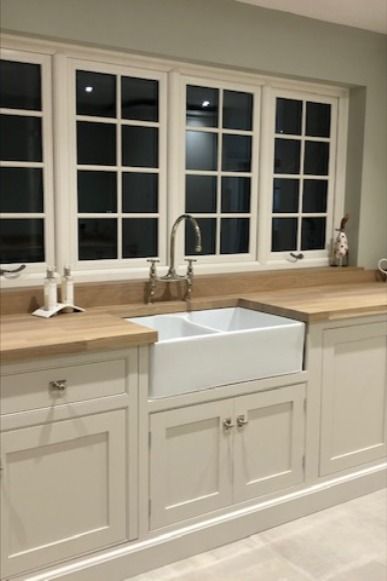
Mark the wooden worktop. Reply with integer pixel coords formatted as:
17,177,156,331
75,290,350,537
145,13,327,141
240,282,387,322
0,311,157,363
1,275,386,363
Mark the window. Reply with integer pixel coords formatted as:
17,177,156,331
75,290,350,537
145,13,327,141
0,50,54,272
263,89,338,264
65,61,167,270
0,39,348,285
182,80,259,263
273,97,331,252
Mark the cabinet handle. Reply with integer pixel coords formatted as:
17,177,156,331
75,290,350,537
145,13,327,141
49,379,67,392
223,418,235,431
237,414,248,428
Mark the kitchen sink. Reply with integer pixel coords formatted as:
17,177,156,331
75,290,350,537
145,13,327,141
126,307,305,398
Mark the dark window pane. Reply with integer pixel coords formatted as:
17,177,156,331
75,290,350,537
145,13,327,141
276,98,302,135
0,60,41,111
302,180,328,213
304,141,329,175
306,102,331,137
273,178,299,213
122,126,158,168
0,115,42,162
223,90,252,131
78,218,117,260
301,217,326,250
221,218,249,254
77,122,116,165
272,218,297,251
77,171,117,213
0,167,43,212
186,175,217,213
185,218,216,255
222,134,251,172
122,218,157,258
221,177,250,213
121,77,158,122
186,85,218,128
0,218,44,263
186,131,217,171
274,139,301,174
76,70,116,118
122,173,158,213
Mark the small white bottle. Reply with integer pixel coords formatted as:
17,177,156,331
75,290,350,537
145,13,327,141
44,267,57,311
61,266,74,311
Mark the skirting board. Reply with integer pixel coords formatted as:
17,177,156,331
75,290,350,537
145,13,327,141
21,462,387,581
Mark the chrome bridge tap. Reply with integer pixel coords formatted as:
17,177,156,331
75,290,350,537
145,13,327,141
146,214,202,303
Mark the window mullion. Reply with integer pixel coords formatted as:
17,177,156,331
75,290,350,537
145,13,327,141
216,89,224,256
117,74,122,260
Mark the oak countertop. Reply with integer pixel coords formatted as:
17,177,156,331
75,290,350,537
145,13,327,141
240,283,387,322
0,311,157,363
1,282,386,363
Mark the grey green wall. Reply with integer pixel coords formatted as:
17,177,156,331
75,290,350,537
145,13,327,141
1,0,386,267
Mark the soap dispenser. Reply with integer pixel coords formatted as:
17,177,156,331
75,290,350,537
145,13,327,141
61,266,74,311
44,267,58,311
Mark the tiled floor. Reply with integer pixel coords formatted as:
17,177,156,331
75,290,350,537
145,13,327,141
129,489,387,580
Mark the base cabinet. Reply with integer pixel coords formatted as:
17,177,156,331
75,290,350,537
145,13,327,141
0,409,127,579
150,384,305,530
320,322,387,476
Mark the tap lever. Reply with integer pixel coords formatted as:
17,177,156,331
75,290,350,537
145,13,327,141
146,259,159,303
147,258,159,276
184,258,197,275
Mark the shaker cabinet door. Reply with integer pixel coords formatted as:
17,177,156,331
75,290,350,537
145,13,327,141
320,323,387,476
233,384,305,502
0,409,127,578
150,400,234,529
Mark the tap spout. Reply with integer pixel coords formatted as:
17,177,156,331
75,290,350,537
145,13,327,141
163,214,202,279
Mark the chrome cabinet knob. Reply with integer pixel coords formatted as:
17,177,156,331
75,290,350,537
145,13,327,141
49,379,67,392
223,418,235,431
237,414,248,428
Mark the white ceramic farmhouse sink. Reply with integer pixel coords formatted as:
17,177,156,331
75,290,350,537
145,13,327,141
127,307,305,398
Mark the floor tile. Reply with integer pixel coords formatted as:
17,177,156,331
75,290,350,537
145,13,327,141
325,560,387,581
128,490,386,581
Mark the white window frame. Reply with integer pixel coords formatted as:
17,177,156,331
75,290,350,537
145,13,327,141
259,86,343,267
0,35,349,286
0,48,55,287
168,74,261,271
55,56,168,277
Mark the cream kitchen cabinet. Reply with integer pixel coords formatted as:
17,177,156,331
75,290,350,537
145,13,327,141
0,349,138,580
149,383,306,530
319,321,387,476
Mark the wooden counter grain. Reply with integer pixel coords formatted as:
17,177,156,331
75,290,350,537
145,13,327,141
240,283,387,322
0,282,386,362
0,311,157,363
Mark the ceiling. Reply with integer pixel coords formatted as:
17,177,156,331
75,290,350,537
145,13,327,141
235,0,387,34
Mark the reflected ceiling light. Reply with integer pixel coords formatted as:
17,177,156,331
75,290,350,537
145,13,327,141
202,100,210,107
85,86,94,93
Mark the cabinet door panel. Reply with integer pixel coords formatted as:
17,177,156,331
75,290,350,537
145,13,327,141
150,400,233,529
0,410,127,578
233,384,305,502
320,323,387,475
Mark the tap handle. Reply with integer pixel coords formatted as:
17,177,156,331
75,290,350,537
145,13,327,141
184,258,197,266
184,258,197,275
147,258,159,274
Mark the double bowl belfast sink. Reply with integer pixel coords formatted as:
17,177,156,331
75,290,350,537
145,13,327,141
127,307,305,398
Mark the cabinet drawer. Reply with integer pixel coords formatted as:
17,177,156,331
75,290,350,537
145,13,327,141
1,358,126,415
